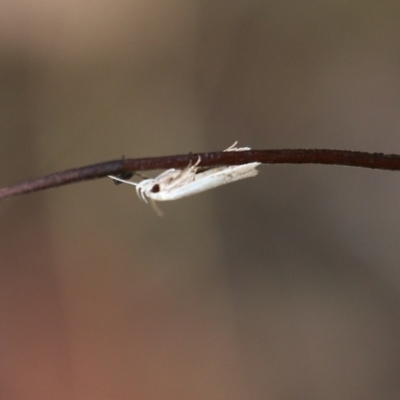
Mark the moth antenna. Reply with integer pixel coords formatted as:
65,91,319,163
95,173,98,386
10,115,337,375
108,175,138,186
111,171,134,185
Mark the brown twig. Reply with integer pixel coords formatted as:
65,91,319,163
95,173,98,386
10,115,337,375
1,149,400,201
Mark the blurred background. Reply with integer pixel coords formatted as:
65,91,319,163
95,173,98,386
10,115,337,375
0,1,400,399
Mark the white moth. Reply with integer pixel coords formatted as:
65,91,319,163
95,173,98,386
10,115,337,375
109,142,260,214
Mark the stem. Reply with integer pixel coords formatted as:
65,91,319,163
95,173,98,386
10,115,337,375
1,149,399,200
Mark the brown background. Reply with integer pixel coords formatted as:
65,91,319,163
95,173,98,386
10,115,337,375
0,1,400,399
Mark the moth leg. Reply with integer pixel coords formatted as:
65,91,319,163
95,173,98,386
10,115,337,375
188,155,201,172
136,185,149,203
149,198,164,216
158,156,201,190
224,141,250,152
224,141,238,151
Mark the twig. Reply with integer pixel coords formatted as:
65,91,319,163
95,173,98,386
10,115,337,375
1,149,400,201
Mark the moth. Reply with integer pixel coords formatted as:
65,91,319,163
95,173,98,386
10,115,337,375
109,142,260,214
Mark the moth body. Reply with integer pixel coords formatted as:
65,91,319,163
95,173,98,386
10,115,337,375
108,142,260,208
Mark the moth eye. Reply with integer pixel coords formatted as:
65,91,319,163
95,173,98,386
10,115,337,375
151,184,160,193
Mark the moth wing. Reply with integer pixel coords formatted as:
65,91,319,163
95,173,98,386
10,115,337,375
148,162,260,201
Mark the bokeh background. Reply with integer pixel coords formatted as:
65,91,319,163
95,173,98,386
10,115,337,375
1,1,400,399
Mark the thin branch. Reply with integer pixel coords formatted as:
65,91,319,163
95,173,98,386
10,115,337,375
1,149,400,201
